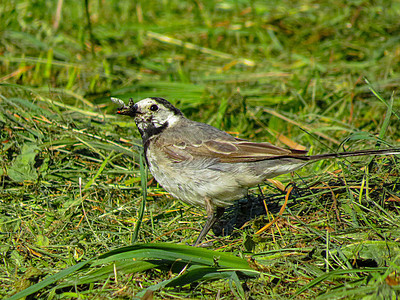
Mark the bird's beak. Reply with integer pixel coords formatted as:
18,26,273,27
116,98,138,117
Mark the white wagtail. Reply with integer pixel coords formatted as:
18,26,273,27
113,97,400,245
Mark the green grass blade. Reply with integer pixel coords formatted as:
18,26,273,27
365,78,400,121
60,260,158,288
84,150,115,190
6,259,94,300
132,149,147,243
96,243,254,270
292,267,388,299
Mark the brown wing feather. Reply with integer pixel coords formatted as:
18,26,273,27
160,137,308,163
156,119,308,163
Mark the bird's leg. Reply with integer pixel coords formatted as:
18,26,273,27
193,198,225,246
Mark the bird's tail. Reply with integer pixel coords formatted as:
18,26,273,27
307,148,400,161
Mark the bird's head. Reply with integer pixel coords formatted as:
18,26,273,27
115,97,183,137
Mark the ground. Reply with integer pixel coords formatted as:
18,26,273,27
1,0,400,299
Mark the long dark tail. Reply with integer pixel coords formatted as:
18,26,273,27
308,148,400,161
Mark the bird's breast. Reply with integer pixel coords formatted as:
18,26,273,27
144,143,250,208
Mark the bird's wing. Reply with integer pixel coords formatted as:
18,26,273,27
156,119,308,163
160,136,308,163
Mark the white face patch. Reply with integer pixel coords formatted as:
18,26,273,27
134,98,182,131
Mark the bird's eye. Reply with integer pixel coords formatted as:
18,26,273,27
150,104,158,111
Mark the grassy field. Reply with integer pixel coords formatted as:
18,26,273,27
1,0,400,299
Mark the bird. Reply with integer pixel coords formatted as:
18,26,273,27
113,96,400,246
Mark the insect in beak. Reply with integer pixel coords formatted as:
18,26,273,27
112,97,138,116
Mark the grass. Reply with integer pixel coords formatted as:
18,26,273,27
1,0,400,298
